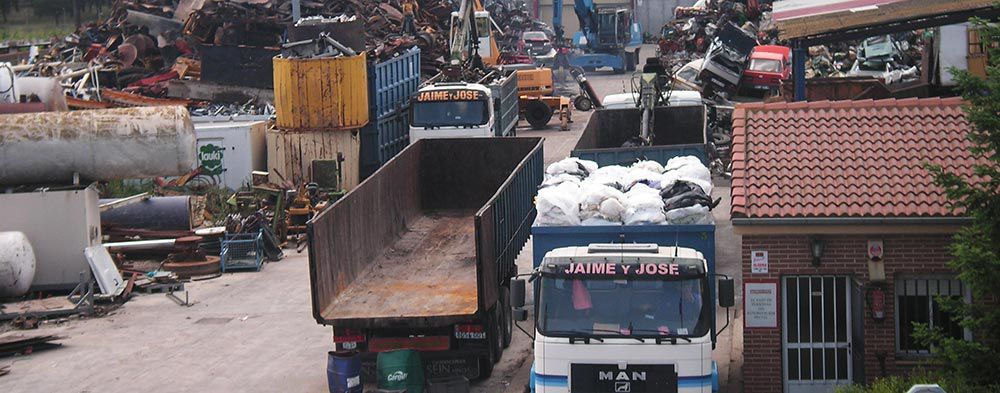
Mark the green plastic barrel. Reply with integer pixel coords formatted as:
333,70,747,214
376,349,424,393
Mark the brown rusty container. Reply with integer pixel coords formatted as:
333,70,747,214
266,128,360,190
273,53,370,131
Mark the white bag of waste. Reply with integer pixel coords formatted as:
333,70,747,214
622,183,666,225
664,156,704,172
625,167,668,190
546,157,599,179
542,173,582,188
586,165,629,189
663,156,712,194
631,160,665,174
665,205,714,225
579,182,626,223
535,182,582,226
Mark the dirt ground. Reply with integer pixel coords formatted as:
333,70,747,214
0,46,744,393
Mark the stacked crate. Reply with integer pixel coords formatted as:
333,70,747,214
268,53,369,190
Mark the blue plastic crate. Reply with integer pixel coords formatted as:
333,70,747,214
220,231,265,272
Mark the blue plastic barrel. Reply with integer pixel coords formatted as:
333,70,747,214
328,350,363,393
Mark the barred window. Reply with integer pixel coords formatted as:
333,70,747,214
895,276,969,355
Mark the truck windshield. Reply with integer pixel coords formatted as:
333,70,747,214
538,277,710,338
749,58,782,73
411,100,489,128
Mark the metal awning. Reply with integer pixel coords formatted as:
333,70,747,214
774,0,995,41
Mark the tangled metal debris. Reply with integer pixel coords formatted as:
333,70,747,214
3,0,554,116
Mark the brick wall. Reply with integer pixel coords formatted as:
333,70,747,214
741,233,956,393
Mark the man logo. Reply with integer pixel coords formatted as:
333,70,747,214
615,381,631,392
599,371,647,381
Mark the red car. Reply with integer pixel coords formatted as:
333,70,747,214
740,45,791,96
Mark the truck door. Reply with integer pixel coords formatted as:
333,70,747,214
782,276,853,393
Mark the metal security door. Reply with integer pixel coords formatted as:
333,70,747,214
782,276,853,393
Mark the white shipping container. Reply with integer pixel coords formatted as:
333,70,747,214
192,120,267,190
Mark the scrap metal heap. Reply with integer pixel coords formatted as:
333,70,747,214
656,0,926,91
3,0,551,114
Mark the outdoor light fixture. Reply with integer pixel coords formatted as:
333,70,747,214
810,237,825,266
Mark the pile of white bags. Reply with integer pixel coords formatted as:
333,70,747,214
534,157,717,226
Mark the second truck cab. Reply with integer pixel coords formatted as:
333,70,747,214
514,243,734,393
410,83,495,141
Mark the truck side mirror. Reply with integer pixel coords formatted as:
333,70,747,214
510,278,526,309
512,308,528,322
718,278,735,308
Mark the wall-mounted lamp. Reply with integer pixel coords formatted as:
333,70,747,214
810,237,825,266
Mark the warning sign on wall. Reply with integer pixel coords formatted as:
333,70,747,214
744,281,779,329
751,250,768,274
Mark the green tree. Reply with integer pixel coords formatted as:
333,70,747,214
917,17,1000,391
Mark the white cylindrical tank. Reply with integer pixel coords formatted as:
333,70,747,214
0,231,36,298
0,105,196,185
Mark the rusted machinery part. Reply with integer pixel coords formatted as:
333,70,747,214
162,256,221,278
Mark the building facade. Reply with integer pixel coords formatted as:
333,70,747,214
730,97,976,393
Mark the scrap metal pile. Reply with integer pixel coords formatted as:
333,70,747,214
655,0,925,85
656,0,773,72
3,0,554,114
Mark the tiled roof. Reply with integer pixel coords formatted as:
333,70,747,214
730,97,977,219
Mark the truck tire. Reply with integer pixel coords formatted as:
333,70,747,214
573,95,593,112
479,306,501,379
501,286,513,348
524,100,552,129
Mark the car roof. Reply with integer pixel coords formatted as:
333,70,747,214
752,45,790,59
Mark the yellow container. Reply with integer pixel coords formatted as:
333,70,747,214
273,53,370,131
266,128,360,190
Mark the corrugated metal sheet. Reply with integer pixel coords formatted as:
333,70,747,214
273,53,370,131
266,129,360,190
360,48,420,179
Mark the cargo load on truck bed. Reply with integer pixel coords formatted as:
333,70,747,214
308,137,544,328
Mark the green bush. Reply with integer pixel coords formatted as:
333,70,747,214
836,368,1000,393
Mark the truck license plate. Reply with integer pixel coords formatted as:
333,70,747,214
570,364,678,393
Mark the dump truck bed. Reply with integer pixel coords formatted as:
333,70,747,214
308,138,544,328
572,106,708,166
321,209,479,320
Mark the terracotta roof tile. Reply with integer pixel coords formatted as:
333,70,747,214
730,97,977,219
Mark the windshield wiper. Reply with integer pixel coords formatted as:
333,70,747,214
627,328,694,344
591,328,645,343
543,330,605,343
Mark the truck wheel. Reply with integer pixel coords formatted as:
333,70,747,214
573,95,593,112
501,286,513,348
479,307,501,379
525,100,552,129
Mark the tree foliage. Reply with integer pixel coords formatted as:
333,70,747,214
917,17,1000,391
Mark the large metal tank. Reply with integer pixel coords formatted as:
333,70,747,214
0,231,36,298
0,105,196,185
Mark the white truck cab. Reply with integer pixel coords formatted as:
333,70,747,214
409,83,495,142
511,243,734,393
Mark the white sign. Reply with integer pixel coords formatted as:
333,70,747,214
745,282,778,328
751,250,768,274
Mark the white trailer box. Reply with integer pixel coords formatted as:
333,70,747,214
191,120,267,190
0,184,101,291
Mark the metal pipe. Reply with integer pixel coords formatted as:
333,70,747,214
321,33,357,57
0,106,196,185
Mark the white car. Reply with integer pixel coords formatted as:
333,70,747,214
673,58,704,92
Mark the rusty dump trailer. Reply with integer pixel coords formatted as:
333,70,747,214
307,137,543,380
